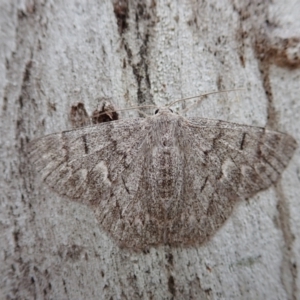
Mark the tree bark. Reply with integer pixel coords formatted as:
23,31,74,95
1,0,300,299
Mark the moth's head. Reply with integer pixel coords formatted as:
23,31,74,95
154,107,174,115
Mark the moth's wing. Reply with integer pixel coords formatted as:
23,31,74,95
186,117,297,197
29,117,168,250
91,133,166,249
167,117,297,246
28,118,150,206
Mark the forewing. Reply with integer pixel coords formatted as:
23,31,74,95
169,117,297,246
28,118,150,206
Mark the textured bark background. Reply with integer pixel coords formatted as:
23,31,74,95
1,0,300,299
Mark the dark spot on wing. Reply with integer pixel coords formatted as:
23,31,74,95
240,132,246,150
82,134,89,154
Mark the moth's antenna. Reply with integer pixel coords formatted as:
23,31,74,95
92,105,158,118
167,88,245,109
92,88,245,119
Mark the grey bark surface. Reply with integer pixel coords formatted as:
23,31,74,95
1,0,300,299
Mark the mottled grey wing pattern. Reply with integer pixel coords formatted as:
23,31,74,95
94,131,162,248
104,117,296,249
186,117,296,198
28,118,149,205
28,113,297,250
164,118,297,247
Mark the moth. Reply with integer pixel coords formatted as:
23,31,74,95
28,96,297,250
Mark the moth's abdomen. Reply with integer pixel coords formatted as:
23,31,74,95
149,146,183,220
156,148,175,198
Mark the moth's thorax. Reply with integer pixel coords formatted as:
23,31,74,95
151,110,179,147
